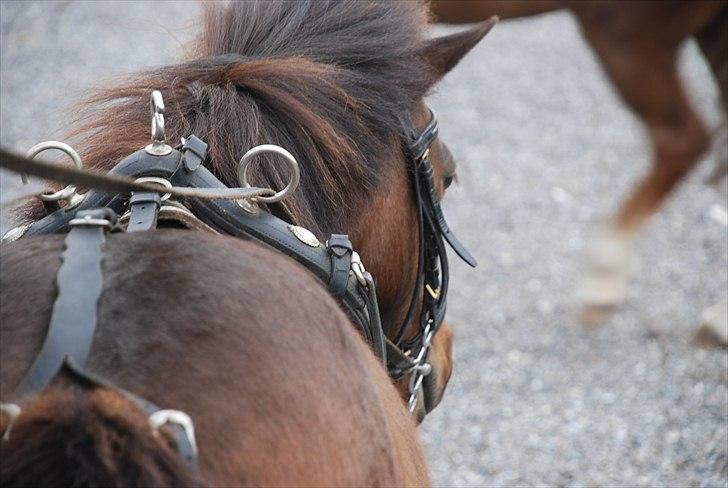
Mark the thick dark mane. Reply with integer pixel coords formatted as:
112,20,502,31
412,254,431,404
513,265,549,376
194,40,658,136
60,1,435,235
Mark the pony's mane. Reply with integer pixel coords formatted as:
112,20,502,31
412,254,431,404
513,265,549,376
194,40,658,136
60,0,436,235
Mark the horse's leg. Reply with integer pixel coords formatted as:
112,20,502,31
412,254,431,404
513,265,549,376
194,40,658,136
575,15,711,322
695,5,728,185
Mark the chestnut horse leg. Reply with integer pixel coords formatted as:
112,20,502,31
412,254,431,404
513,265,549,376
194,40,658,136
695,5,728,185
576,16,711,322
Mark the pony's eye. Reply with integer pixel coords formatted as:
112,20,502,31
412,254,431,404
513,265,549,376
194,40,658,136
443,174,455,190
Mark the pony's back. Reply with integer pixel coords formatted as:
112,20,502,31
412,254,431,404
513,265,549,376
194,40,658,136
0,231,427,485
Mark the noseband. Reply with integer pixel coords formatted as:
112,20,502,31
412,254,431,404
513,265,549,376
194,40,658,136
0,92,477,465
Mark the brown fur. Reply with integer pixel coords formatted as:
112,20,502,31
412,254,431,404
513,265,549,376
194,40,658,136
1,1,494,485
430,0,727,235
0,389,203,487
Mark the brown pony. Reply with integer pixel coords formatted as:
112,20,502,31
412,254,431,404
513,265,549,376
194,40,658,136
0,1,495,486
430,0,727,320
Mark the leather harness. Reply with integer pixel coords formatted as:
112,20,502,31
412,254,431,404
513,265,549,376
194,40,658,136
0,102,476,468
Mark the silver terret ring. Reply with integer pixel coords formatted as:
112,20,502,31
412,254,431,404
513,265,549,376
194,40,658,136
236,144,300,203
24,141,83,202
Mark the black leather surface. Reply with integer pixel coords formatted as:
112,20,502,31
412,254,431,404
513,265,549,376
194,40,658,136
327,234,353,298
126,192,161,232
16,209,111,397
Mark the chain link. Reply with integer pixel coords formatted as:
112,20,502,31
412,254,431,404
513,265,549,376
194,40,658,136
407,319,435,413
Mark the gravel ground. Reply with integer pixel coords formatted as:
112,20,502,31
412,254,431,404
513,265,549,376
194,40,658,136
1,2,726,487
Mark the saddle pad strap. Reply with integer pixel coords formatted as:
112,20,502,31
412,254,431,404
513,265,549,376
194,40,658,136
16,222,107,397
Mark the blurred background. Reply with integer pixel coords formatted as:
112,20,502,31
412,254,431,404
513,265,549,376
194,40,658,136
1,2,726,486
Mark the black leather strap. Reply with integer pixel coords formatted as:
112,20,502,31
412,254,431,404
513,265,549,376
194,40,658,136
172,135,208,187
126,192,161,232
418,157,477,267
16,208,114,397
327,234,353,299
362,273,386,364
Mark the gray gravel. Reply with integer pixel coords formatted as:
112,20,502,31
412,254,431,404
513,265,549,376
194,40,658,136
1,2,726,487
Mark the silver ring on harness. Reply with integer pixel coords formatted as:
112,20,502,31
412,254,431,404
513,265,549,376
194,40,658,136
134,176,173,201
23,141,84,206
236,144,300,204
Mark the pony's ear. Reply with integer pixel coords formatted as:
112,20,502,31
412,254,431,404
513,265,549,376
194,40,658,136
421,17,498,83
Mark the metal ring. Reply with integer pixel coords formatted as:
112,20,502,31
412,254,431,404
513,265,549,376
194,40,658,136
24,141,82,202
149,409,198,458
236,145,300,203
134,177,172,201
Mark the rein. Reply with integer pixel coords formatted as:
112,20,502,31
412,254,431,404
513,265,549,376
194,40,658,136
0,91,476,466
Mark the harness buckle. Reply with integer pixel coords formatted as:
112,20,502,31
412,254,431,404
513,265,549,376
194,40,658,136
425,284,441,300
350,251,367,287
68,209,118,229
0,403,21,441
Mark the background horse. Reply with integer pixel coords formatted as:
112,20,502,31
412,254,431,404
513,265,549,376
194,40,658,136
0,1,493,485
430,0,727,323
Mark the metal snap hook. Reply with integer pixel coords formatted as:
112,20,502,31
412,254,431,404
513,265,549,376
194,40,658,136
145,90,172,156
236,144,300,204
23,141,83,204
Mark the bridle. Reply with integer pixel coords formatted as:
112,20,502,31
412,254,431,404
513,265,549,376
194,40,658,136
0,91,476,465
386,109,477,412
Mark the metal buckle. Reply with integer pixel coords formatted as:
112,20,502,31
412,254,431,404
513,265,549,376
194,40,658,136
68,216,114,228
350,251,367,287
68,210,116,229
0,403,21,441
425,284,441,299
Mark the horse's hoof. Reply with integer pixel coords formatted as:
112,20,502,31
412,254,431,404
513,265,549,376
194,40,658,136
693,300,728,348
579,303,618,327
577,266,627,326
577,231,632,326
